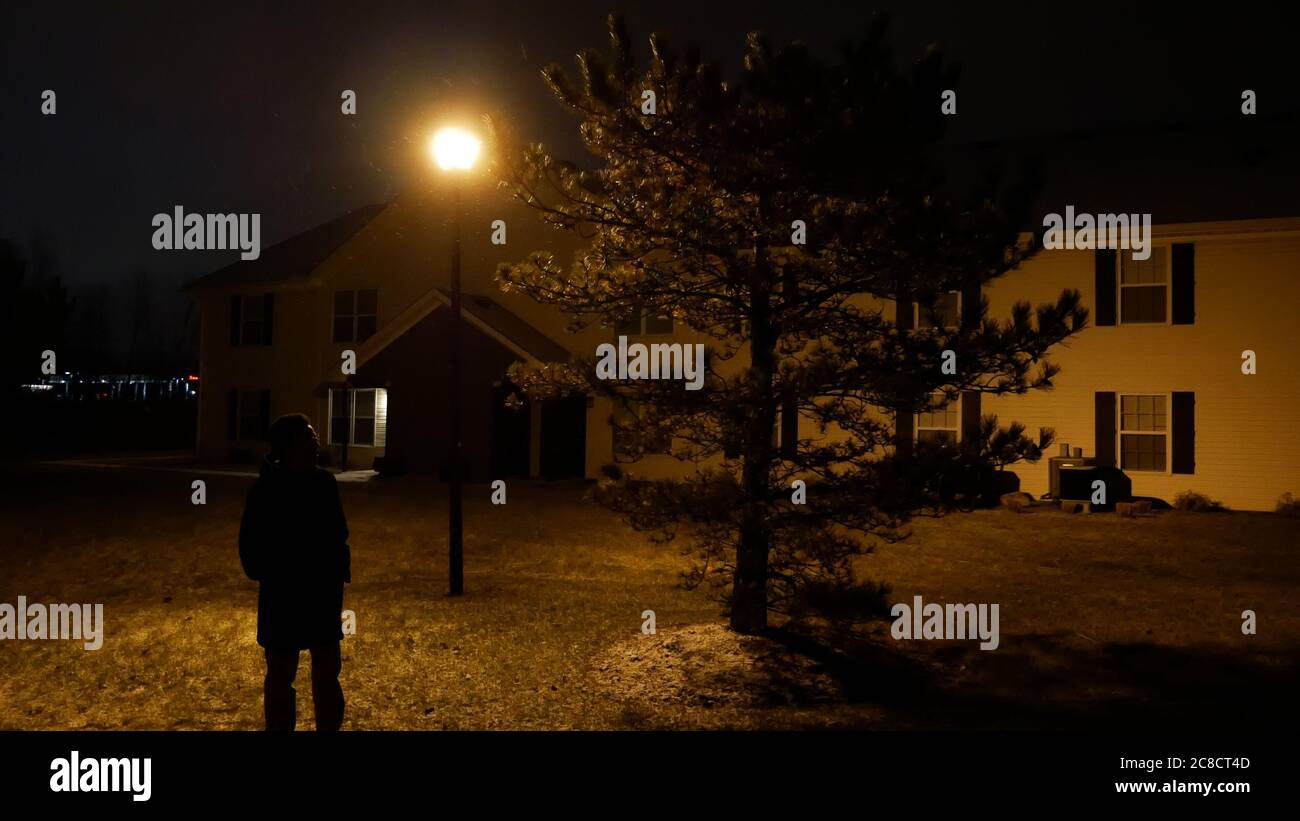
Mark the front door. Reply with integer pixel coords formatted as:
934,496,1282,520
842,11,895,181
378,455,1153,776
490,380,532,478
539,396,587,479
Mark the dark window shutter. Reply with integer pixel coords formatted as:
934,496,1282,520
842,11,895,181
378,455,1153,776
1094,392,1116,467
780,393,798,458
895,286,914,330
961,391,981,443
1171,243,1195,325
893,281,915,458
259,390,271,440
1172,391,1195,474
230,296,242,346
227,389,238,439
1094,249,1117,326
262,293,275,345
895,404,914,459
961,279,981,331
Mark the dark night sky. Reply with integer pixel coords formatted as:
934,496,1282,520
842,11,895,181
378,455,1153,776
2,1,1298,288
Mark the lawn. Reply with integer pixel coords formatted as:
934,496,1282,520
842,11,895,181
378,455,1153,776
1,460,1297,730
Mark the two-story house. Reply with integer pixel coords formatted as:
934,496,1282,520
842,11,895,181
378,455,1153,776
186,168,1300,511
186,175,622,482
980,218,1300,510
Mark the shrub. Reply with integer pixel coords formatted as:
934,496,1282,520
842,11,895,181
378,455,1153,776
1173,491,1227,512
1003,497,1028,513
1276,493,1300,518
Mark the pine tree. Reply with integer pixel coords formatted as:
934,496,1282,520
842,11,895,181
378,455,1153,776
491,13,1086,634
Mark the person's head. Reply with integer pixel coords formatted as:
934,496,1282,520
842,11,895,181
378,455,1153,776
269,413,319,471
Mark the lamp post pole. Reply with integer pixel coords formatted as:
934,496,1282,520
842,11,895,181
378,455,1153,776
448,179,465,596
431,125,478,597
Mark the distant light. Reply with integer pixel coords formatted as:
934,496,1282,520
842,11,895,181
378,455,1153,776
187,374,200,382
431,127,481,171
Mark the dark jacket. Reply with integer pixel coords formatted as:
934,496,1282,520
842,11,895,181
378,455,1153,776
239,457,351,650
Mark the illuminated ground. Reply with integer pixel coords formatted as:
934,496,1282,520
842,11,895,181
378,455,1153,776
1,461,1296,729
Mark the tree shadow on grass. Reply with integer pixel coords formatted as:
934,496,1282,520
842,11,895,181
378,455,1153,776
747,627,1300,729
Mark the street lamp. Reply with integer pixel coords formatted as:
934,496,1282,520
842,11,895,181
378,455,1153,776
432,127,481,171
431,126,480,596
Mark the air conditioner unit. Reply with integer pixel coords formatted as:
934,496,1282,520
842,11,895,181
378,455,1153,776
1048,455,1093,499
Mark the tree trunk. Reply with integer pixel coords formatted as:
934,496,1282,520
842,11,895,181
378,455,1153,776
893,278,915,461
733,370,775,632
731,216,776,635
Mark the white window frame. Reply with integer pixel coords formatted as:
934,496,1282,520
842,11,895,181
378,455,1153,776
1118,392,1170,473
915,391,961,444
1118,246,1171,325
328,387,387,448
913,291,962,331
612,400,671,457
333,288,379,343
616,309,674,336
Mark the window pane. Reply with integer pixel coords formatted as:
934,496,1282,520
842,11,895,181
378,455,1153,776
920,292,960,329
353,390,375,417
613,427,632,455
643,314,674,335
1121,254,1144,284
242,319,262,345
925,293,967,328
612,406,637,455
939,293,960,328
918,392,959,431
353,418,375,446
615,315,640,335
357,289,377,314
650,429,671,454
918,429,955,445
1122,246,1167,285
1122,395,1167,432
355,315,377,341
242,296,264,321
333,316,354,343
334,290,355,316
239,391,262,440
1121,434,1166,471
329,418,349,445
329,388,349,446
1121,285,1166,322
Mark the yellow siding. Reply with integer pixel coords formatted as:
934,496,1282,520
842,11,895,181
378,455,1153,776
196,288,323,463
195,198,1300,511
984,230,1300,511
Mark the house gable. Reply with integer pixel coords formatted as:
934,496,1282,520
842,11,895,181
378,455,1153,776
186,203,389,295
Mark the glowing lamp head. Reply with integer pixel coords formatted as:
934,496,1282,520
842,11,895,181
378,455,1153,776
431,127,481,171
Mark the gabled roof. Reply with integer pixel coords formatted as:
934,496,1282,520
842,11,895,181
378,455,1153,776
451,289,572,364
352,284,570,372
185,202,389,294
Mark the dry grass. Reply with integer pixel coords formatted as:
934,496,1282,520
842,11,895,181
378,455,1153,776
1,462,1297,730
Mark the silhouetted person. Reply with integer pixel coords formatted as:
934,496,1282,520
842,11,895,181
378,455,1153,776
239,413,351,731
